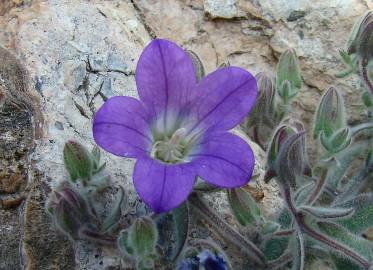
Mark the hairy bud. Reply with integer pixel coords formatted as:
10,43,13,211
47,186,92,239
313,86,346,139
347,11,373,59
186,50,205,81
276,48,302,102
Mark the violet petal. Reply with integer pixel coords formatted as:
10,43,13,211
190,131,254,187
93,96,152,158
136,39,197,124
190,67,257,132
133,158,196,213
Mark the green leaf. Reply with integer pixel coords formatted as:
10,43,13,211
117,230,134,256
101,186,125,232
277,208,293,229
336,193,373,234
332,254,362,270
317,221,373,261
129,217,158,258
227,188,260,226
299,206,354,220
326,141,369,191
63,141,93,182
294,181,315,205
170,203,189,261
261,236,290,261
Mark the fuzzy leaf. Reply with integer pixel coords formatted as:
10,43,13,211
317,221,373,262
118,230,134,256
227,188,260,226
299,206,354,220
277,209,293,229
63,141,94,182
336,193,373,234
326,141,369,191
332,255,361,270
170,202,189,261
261,236,290,261
102,186,125,232
294,181,315,205
129,217,158,258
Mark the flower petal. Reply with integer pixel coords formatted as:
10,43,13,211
190,131,254,187
93,96,152,158
136,39,197,125
190,67,257,132
133,158,196,213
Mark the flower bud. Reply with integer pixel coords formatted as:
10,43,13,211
347,11,373,59
186,50,205,81
313,86,346,139
266,119,309,184
47,186,91,239
320,127,352,154
250,72,276,121
276,48,302,101
63,140,94,182
118,216,158,258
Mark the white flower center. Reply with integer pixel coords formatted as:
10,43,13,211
151,128,196,164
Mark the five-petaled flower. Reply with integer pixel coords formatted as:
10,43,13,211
93,39,257,213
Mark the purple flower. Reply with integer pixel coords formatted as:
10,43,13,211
93,39,257,213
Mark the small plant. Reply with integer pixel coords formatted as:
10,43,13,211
47,11,373,270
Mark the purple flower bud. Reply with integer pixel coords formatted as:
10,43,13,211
48,186,92,239
265,119,309,184
347,11,373,59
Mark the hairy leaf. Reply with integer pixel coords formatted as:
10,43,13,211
336,193,373,234
102,186,125,232
299,206,354,221
317,221,373,262
326,142,369,191
261,236,290,261
170,202,189,261
227,188,260,226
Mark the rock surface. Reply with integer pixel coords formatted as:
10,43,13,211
0,0,369,269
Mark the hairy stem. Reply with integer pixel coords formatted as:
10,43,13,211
360,58,373,95
188,193,266,266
